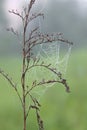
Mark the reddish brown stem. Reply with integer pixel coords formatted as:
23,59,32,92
22,28,27,130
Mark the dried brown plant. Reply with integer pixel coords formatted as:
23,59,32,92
0,0,73,130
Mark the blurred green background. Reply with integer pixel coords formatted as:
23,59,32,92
0,0,87,130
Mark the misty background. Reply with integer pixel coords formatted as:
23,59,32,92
0,0,87,56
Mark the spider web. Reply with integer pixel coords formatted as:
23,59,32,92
33,40,71,77
27,40,72,100
25,9,72,100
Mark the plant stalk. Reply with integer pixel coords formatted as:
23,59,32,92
22,28,26,130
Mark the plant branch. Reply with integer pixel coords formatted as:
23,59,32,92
28,13,44,23
30,33,73,49
27,0,36,14
0,68,16,88
0,68,23,107
8,10,24,21
25,62,70,98
28,93,44,130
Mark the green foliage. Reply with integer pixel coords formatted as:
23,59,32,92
0,50,87,130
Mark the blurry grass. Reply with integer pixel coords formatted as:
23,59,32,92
0,50,87,130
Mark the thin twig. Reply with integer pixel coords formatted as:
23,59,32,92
8,10,24,21
0,68,23,107
0,69,16,88
28,13,44,23
30,34,73,49
28,93,44,130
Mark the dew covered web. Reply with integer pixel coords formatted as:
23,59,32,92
26,36,72,100
24,2,72,100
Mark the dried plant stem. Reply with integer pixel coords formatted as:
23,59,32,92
22,29,27,130
0,0,73,130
